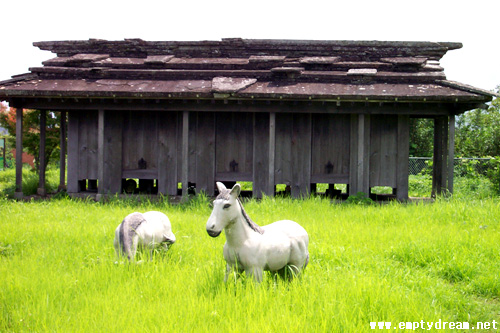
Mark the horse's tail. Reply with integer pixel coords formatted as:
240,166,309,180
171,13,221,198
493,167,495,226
304,253,309,269
119,212,146,260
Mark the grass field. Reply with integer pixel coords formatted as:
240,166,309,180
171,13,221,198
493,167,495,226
1,194,499,332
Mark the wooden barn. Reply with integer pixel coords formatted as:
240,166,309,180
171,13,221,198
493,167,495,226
0,38,495,200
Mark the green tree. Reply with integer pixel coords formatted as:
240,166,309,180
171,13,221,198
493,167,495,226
409,89,500,158
409,117,434,157
455,91,500,157
0,103,60,172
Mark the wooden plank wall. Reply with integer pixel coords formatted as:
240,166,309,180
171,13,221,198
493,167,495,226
215,112,253,181
275,113,312,197
122,111,159,174
349,114,370,195
78,111,98,181
158,111,179,195
67,110,98,193
349,114,410,199
184,112,216,195
98,110,123,194
64,109,412,200
311,114,350,184
369,115,398,188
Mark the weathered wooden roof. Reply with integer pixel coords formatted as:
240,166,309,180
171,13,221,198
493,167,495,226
0,38,495,109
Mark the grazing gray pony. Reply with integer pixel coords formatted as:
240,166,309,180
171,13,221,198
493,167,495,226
206,182,309,282
114,211,176,261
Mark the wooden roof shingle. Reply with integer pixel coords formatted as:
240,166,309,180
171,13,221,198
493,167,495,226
0,38,496,110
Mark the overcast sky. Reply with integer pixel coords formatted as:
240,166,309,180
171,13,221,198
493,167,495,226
1,0,498,91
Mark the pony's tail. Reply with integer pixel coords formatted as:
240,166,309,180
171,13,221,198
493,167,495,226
119,213,145,260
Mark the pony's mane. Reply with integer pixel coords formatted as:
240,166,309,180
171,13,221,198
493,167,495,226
237,198,265,234
216,189,264,235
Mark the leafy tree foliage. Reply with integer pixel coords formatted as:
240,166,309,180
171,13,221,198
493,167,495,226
455,91,500,157
409,118,434,157
0,103,60,172
409,89,500,158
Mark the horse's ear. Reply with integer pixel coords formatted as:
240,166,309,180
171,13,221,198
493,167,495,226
216,182,227,193
230,183,241,197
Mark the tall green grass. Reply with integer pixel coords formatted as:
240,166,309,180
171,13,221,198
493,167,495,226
1,196,499,332
0,166,60,198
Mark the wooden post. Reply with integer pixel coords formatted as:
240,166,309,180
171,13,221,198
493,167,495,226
181,111,189,200
253,112,271,198
432,116,448,197
97,109,105,199
195,112,215,196
1,138,5,170
37,110,47,196
268,112,276,196
58,111,67,191
447,115,455,194
349,113,370,196
67,112,79,193
97,109,123,199
158,112,179,196
291,113,312,198
396,115,410,201
432,117,442,197
14,108,23,199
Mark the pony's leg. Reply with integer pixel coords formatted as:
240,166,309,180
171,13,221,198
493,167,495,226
113,236,120,262
131,238,139,262
246,267,263,283
224,263,231,283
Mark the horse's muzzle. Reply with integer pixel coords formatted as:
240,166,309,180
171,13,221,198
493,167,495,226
207,229,221,238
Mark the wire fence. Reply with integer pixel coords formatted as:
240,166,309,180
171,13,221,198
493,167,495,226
1,156,496,178
409,157,495,177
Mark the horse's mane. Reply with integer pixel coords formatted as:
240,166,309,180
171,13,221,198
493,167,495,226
216,189,264,234
237,198,265,235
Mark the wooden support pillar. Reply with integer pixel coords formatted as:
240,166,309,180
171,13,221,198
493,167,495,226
67,112,79,193
291,113,312,198
447,115,456,194
396,115,410,201
268,112,276,196
349,113,370,196
195,112,215,196
37,110,47,196
58,111,67,191
14,108,23,199
158,112,179,196
181,110,189,200
432,116,449,197
97,109,123,199
1,138,5,171
252,112,270,198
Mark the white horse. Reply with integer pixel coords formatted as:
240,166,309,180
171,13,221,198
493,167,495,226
114,211,176,261
206,182,309,282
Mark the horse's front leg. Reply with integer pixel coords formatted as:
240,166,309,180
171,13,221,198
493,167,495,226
224,263,231,283
246,267,263,283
